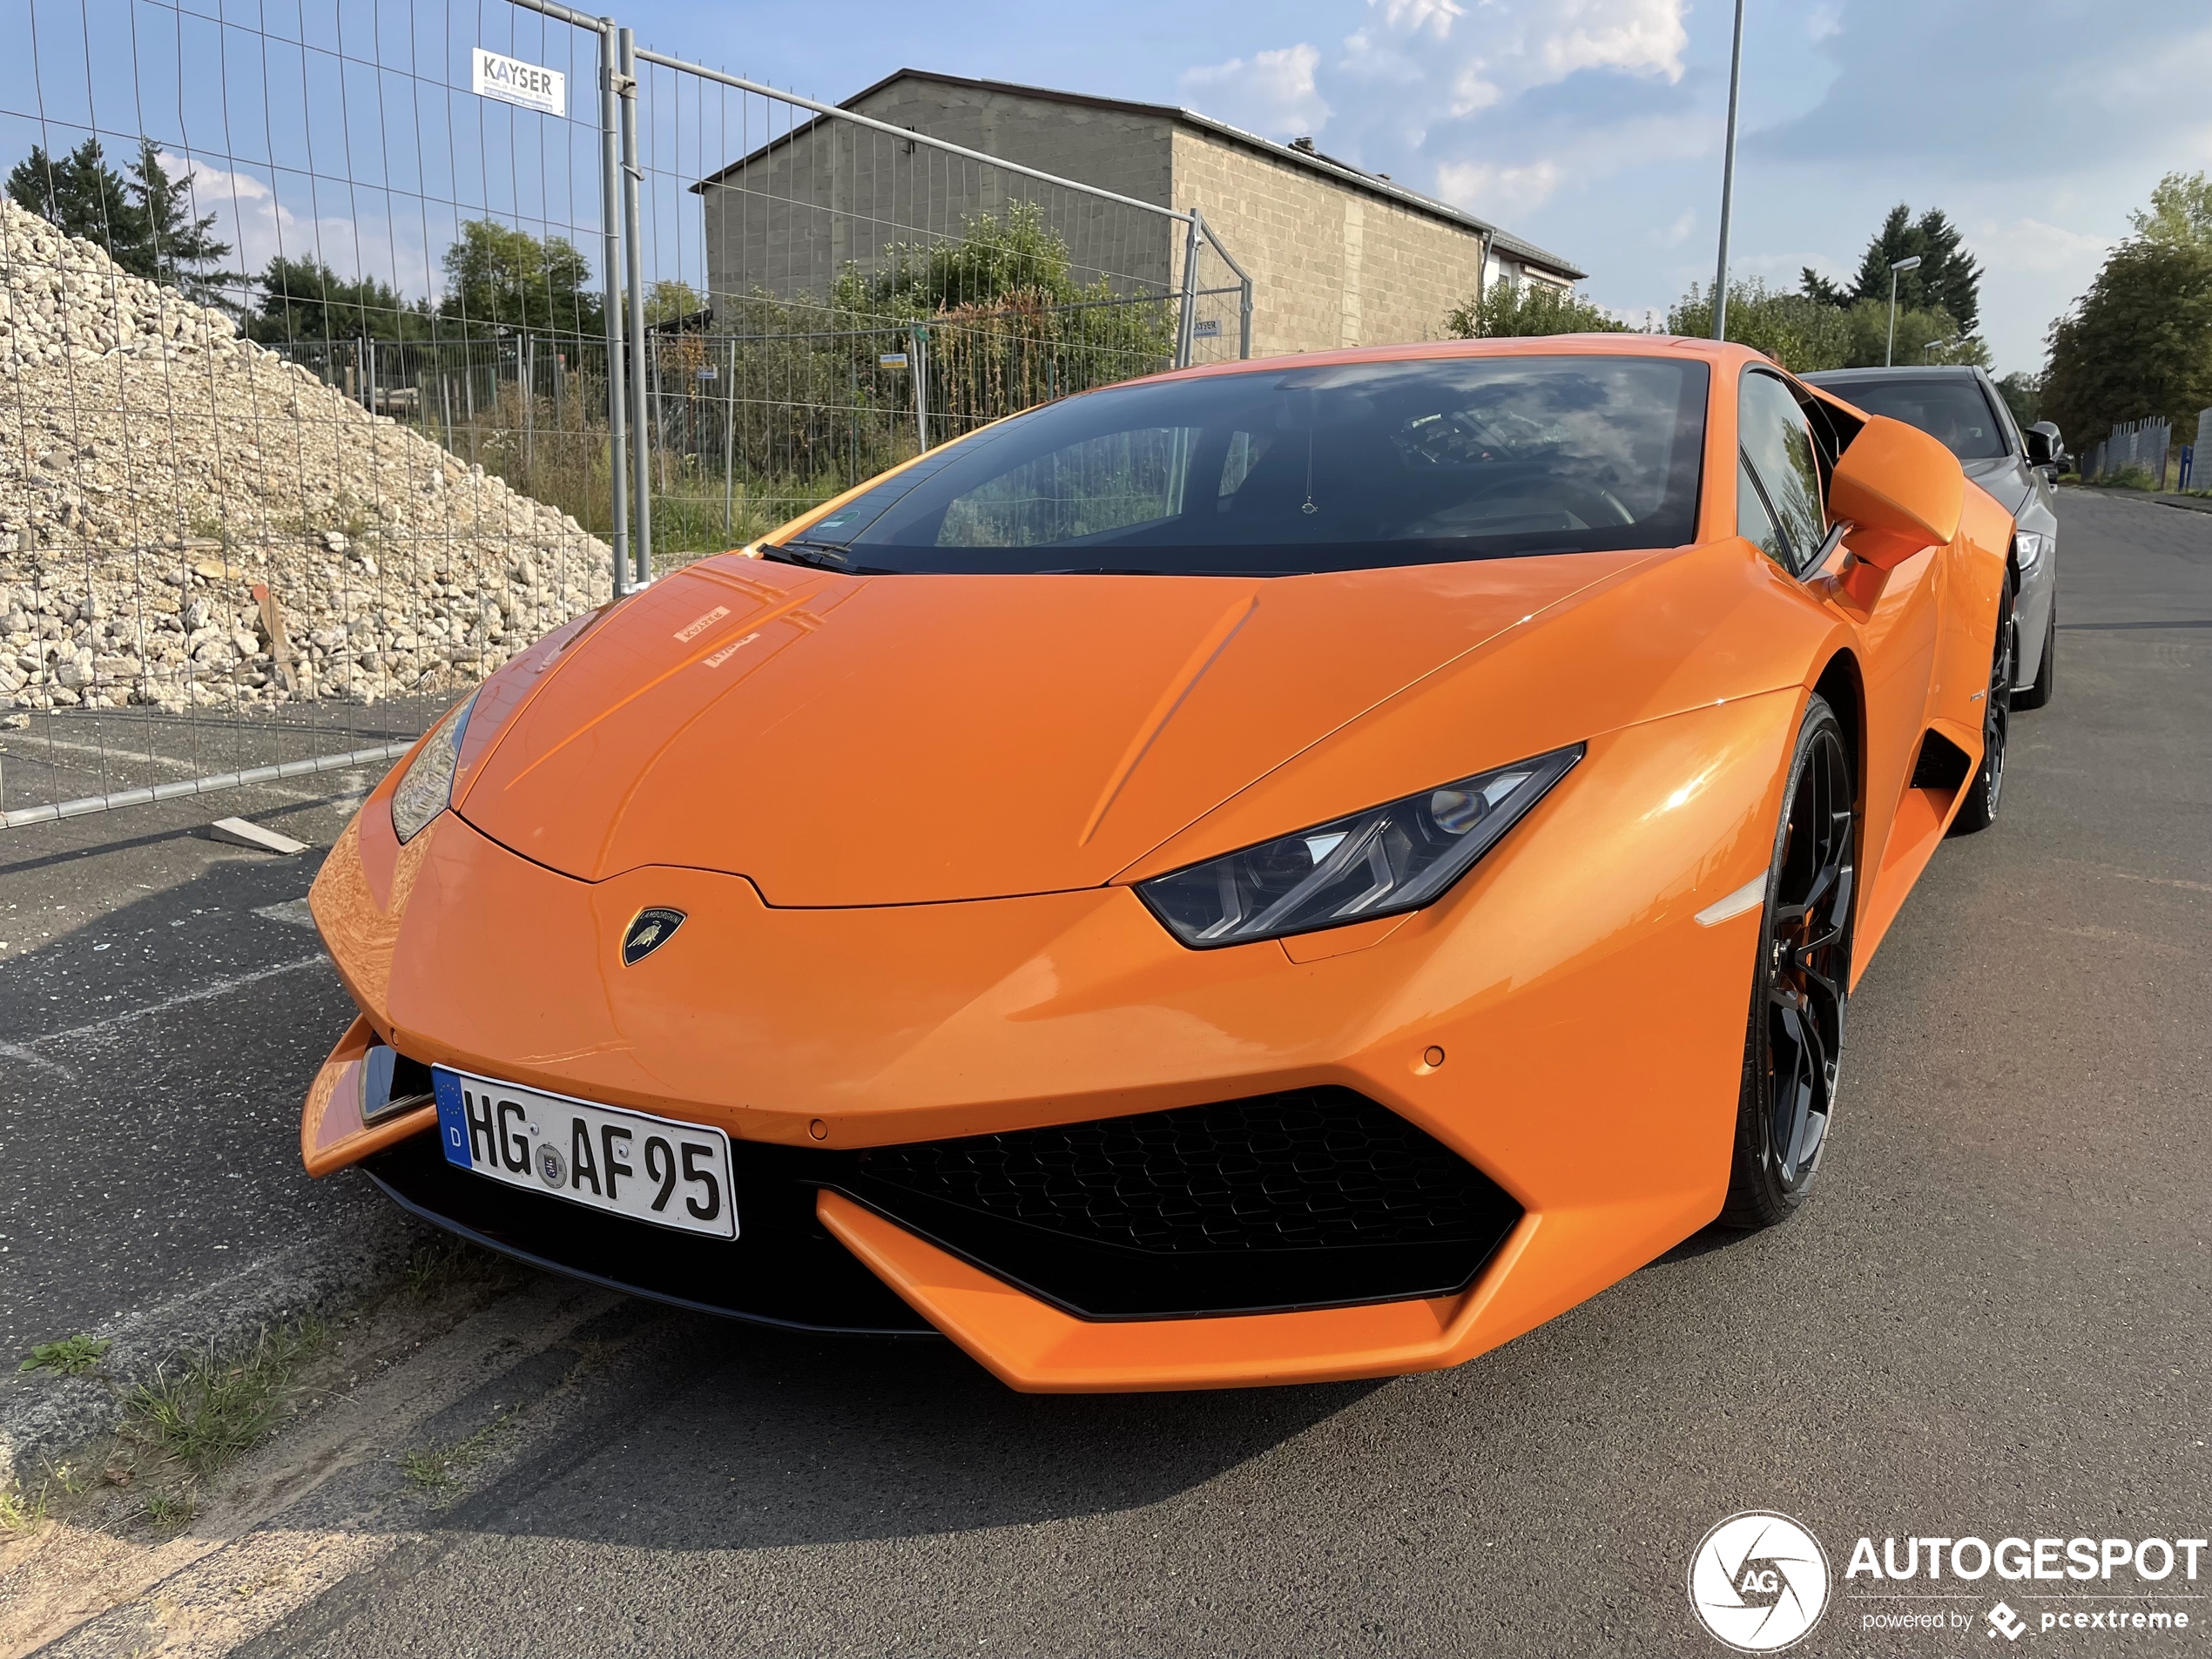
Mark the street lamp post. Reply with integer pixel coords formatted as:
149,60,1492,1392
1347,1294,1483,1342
1710,0,1747,341
1886,254,1923,367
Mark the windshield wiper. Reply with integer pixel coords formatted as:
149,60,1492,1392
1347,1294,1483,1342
761,540,872,572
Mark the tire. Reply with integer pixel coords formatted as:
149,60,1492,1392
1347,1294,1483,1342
2013,598,2055,711
1949,575,2015,835
1720,694,1856,1230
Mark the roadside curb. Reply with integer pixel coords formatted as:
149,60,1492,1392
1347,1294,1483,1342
0,1189,428,1486
2059,482,2212,515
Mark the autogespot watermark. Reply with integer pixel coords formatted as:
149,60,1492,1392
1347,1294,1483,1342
1848,1532,2206,1643
1689,1512,1833,1651
1690,1516,2209,1649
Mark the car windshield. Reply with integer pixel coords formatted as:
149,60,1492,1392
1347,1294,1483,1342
772,354,1710,576
1819,376,2009,461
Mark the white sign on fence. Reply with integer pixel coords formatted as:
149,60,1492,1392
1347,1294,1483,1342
472,49,565,117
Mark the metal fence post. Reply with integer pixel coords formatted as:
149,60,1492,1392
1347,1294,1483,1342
723,337,736,542
1175,211,1203,369
618,28,653,587
599,17,631,597
910,326,933,451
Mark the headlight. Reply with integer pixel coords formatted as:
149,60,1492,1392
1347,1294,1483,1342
2014,530,2051,570
389,693,475,843
1137,745,1582,948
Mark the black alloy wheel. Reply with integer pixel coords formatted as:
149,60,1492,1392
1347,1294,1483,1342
1721,694,1856,1229
1949,576,2015,835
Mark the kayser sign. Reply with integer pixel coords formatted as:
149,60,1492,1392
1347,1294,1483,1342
472,48,564,118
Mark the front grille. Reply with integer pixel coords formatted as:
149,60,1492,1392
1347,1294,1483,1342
836,1088,1521,1321
858,1088,1504,1252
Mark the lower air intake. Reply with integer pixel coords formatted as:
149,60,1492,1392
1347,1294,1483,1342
834,1087,1521,1321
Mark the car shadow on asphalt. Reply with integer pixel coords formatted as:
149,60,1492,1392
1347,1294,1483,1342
442,1303,1390,1550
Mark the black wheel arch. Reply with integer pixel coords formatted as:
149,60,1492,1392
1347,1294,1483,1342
1809,651,1867,931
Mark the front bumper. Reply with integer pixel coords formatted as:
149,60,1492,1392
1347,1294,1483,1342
306,690,1801,1390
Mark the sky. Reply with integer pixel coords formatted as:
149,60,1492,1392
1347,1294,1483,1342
5,0,2205,375
602,0,2212,376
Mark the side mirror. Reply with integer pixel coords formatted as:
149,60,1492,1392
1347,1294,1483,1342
2024,421,2062,468
1829,414,1965,570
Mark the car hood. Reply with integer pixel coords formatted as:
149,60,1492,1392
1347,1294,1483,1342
455,550,1652,904
1962,455,2033,515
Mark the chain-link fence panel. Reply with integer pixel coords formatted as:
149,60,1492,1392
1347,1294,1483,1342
619,49,1252,573
0,0,624,823
0,0,1256,825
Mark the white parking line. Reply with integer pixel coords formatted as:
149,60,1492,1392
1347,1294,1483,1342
1,730,365,806
21,953,329,1050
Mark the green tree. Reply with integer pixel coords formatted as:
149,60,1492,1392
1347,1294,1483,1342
7,138,142,257
849,199,1090,314
248,254,428,342
1668,280,1851,372
1842,203,1983,334
7,138,231,298
642,279,705,326
1798,266,1851,307
2041,235,2212,446
1838,297,1986,368
438,219,601,336
2128,170,2212,252
127,140,228,296
1444,280,1625,338
1995,371,2043,429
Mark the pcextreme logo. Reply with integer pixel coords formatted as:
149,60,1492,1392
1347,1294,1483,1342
1688,1511,1832,1652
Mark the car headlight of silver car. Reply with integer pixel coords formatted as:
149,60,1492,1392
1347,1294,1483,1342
2013,529,2051,571
1136,745,1583,948
389,693,476,843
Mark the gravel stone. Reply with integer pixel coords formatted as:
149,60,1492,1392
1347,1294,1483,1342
0,197,615,712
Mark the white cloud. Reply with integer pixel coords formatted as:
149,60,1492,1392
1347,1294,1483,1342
1531,0,1689,82
1399,0,1687,114
1658,209,1695,246
1971,216,2112,274
162,152,437,300
1435,158,1562,216
1180,44,1332,139
1369,0,1465,43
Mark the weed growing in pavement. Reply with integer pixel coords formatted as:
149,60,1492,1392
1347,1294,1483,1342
18,1333,112,1376
403,1238,521,1303
0,1480,49,1532
47,1460,93,1496
125,1318,326,1476
399,1413,511,1507
140,1488,198,1529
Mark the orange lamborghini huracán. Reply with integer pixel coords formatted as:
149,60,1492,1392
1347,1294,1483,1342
300,337,2020,1392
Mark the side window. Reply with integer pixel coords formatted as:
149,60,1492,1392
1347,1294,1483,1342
1738,371,1828,570
1738,456,1792,570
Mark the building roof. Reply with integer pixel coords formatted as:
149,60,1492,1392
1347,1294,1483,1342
695,68,1587,283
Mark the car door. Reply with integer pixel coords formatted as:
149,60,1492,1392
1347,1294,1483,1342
1737,368,1939,886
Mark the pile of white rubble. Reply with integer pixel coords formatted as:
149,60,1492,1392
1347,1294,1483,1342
0,194,615,711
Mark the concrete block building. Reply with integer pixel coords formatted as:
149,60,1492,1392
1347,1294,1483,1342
697,70,1583,359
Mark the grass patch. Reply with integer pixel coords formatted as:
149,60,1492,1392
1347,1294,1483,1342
0,1480,48,1533
2089,464,2160,491
400,1414,509,1506
141,1488,197,1529
18,1333,112,1377
402,1238,523,1303
125,1319,325,1477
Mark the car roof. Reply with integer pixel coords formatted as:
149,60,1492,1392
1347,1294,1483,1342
1799,365,1985,382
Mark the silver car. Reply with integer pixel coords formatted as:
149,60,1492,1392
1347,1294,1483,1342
1802,365,2059,709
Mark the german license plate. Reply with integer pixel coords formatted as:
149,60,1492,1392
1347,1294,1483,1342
432,1068,737,1239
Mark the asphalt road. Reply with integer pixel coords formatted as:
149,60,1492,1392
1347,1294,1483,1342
0,704,435,1362
13,493,2212,1656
